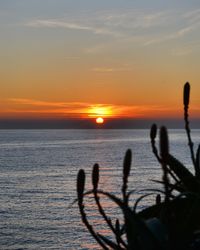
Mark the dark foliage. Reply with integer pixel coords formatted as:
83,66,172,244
76,82,200,249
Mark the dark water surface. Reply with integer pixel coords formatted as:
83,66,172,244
0,129,199,249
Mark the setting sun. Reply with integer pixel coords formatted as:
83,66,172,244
96,117,104,124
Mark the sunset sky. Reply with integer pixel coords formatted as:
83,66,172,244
0,0,200,127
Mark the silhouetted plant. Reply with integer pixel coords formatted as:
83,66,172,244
76,82,200,249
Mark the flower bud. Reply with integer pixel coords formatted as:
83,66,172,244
77,169,85,204
150,124,157,140
92,164,99,190
123,149,132,181
184,82,190,107
160,126,169,162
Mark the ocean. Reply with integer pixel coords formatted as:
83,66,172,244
0,129,199,249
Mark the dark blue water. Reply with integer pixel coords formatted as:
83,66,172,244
0,129,199,249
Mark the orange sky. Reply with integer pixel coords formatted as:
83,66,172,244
1,1,200,122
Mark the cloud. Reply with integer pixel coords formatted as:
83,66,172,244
144,24,199,46
100,9,169,30
92,66,131,73
170,40,200,56
27,20,92,30
92,68,115,73
64,56,80,60
26,19,122,37
84,44,106,54
89,9,200,47
25,9,169,37
171,47,193,56
183,9,200,22
7,98,92,117
4,98,188,119
25,8,200,50
143,8,200,46
25,9,172,41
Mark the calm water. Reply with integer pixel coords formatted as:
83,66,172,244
0,129,199,249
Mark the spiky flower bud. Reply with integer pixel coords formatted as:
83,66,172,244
184,82,190,107
150,124,157,141
160,126,169,162
123,149,132,181
92,164,99,190
77,169,85,204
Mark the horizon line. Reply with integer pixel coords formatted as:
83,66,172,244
0,117,199,129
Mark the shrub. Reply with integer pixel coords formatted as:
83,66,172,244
76,82,200,250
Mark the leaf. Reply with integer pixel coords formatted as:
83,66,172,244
98,234,123,249
167,154,200,192
95,190,159,249
138,203,162,220
150,124,161,163
196,145,200,177
76,175,109,250
145,218,168,250
92,171,127,248
124,210,162,250
115,219,122,247
133,193,156,212
151,179,185,193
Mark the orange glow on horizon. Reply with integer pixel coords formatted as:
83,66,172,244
0,98,199,120
87,105,114,118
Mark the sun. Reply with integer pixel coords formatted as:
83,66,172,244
96,117,104,124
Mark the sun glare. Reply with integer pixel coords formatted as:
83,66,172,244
96,117,104,124
88,106,113,118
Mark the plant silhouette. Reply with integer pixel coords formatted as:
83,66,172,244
76,82,200,250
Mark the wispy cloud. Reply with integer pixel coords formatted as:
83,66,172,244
25,8,200,51
87,9,200,55
92,66,131,73
64,56,80,60
25,10,169,38
7,98,91,117
144,24,199,46
170,40,200,56
183,9,200,23
171,47,193,56
26,19,122,37
143,8,200,46
27,20,92,30
99,9,169,30
92,67,115,73
2,98,192,119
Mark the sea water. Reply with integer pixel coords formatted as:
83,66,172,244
0,129,199,249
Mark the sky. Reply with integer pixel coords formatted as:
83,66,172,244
0,0,200,128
